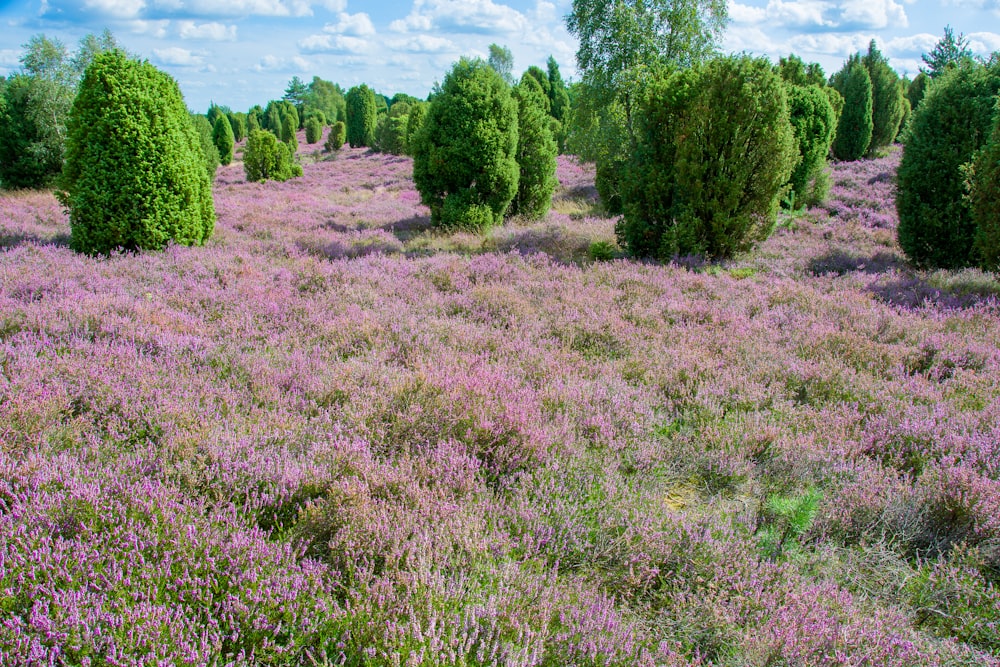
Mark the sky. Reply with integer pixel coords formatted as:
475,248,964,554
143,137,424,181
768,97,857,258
0,0,998,113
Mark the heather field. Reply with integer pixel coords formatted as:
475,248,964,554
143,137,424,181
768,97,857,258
2,132,1000,665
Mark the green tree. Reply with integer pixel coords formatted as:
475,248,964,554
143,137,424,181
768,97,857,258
284,75,309,121
190,113,220,178
830,56,873,161
412,58,519,231
228,111,247,143
405,101,427,155
778,54,825,87
213,114,235,166
345,84,377,148
281,111,298,154
488,44,515,86
376,101,410,155
305,116,323,144
907,72,931,114
244,128,302,182
522,66,552,112
510,75,558,219
862,40,906,155
785,84,837,207
72,29,120,78
923,25,973,78
325,121,346,152
897,60,1000,268
565,0,728,211
971,99,1000,269
304,76,346,124
617,56,797,260
58,50,215,255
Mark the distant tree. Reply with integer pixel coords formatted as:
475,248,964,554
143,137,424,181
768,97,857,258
488,43,515,85
59,50,214,255
617,56,797,260
305,116,323,144
71,29,120,77
897,60,1000,268
281,111,298,154
345,84,377,148
971,99,1000,269
510,75,558,219
304,76,346,124
324,121,346,152
922,26,973,78
212,114,235,166
244,129,301,182
265,103,283,135
412,58,519,231
862,40,906,155
247,104,264,132
228,111,247,142
785,84,837,207
830,56,873,160
207,103,227,127
565,0,728,211
376,101,410,155
546,56,570,123
405,101,427,155
522,66,552,112
778,54,825,87
190,113,220,178
907,72,930,113
284,75,308,122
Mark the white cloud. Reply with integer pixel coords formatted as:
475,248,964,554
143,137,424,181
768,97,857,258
838,0,907,30
968,31,1000,53
298,33,371,53
884,33,938,57
84,0,145,18
728,0,767,23
127,19,170,37
322,0,346,9
322,12,375,36
728,0,833,29
787,32,874,55
253,54,312,72
390,0,529,35
387,34,457,53
177,21,237,40
153,46,205,66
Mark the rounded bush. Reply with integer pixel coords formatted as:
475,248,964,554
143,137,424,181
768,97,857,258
785,84,837,207
346,84,377,148
376,101,409,155
325,121,346,152
305,117,322,144
896,60,1000,269
510,75,558,220
244,129,301,183
617,56,797,260
831,57,873,161
212,114,235,166
412,58,519,232
58,51,215,255
863,41,906,156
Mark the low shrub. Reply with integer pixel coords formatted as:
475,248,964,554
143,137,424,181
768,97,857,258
243,129,301,183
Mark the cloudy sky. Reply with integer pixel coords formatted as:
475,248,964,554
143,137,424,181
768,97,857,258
1,0,998,113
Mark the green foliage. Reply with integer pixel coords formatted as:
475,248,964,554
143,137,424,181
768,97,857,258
862,41,906,155
345,84,377,148
304,77,346,124
0,74,71,188
376,102,409,155
325,121,346,152
58,50,215,255
785,84,837,207
897,60,1000,269
907,72,931,114
207,103,226,127
588,240,617,261
756,487,822,560
247,105,263,133
488,43,515,85
189,113,220,178
404,102,427,155
923,25,973,79
510,78,558,220
617,56,797,260
283,75,308,114
304,117,323,145
970,99,1000,269
228,112,247,143
831,57,873,161
212,114,235,166
281,112,298,154
522,66,552,112
777,54,825,87
243,129,301,183
412,58,519,231
546,56,570,124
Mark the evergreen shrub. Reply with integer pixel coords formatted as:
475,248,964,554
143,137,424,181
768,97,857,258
831,57,873,161
244,129,301,183
510,76,557,219
213,114,234,166
325,121,346,152
305,117,323,144
58,51,215,255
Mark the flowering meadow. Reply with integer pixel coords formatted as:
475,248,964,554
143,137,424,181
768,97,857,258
2,131,999,664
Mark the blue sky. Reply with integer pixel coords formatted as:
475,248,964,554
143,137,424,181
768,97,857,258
1,0,998,112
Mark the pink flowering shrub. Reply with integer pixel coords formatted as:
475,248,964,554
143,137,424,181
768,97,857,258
1,147,999,664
